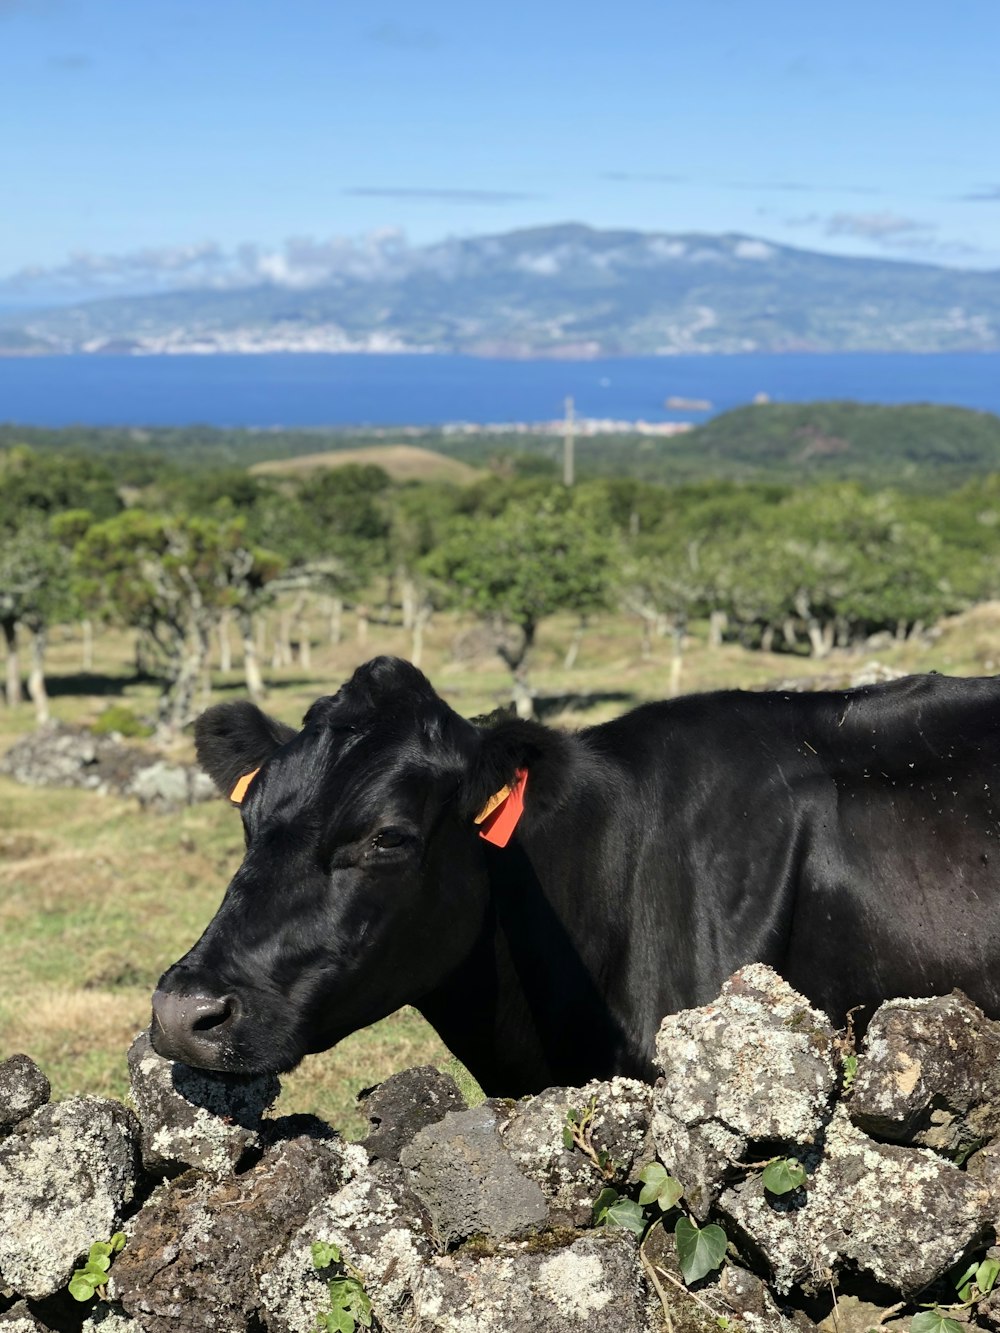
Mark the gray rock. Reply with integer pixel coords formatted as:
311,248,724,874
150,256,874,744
360,1065,466,1162
410,1229,653,1332
719,1106,992,1295
652,965,837,1215
127,1027,279,1177
81,1305,145,1332
0,1098,140,1301
400,1105,549,1247
0,1056,50,1133
0,1304,46,1332
260,1148,431,1333
111,1135,344,1332
850,992,1000,1155
500,1077,652,1227
129,761,216,811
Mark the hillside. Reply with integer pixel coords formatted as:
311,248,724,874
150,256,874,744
5,224,1000,357
250,443,481,485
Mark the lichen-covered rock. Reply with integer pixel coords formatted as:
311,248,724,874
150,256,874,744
110,1135,343,1332
410,1230,652,1332
499,1078,652,1226
81,1304,144,1331
0,1056,50,1133
260,1149,431,1333
0,1303,47,1332
127,1027,279,1177
719,1106,991,1295
360,1065,466,1162
652,966,837,1214
129,761,216,811
400,1105,549,1247
0,1098,139,1301
850,992,1000,1155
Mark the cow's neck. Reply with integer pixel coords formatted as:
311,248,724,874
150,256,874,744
419,773,650,1096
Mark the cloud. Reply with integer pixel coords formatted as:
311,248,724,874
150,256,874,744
49,54,92,70
343,187,539,203
366,22,441,50
825,211,928,240
601,172,686,184
962,185,1000,202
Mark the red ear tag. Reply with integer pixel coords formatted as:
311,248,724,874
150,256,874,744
476,768,528,848
229,768,260,805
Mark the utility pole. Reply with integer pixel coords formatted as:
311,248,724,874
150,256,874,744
563,395,575,487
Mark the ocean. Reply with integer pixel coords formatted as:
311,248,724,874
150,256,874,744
1,351,999,429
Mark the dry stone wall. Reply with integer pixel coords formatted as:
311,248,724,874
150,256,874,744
2,965,1000,1332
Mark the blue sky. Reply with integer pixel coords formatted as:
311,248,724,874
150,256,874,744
2,0,998,300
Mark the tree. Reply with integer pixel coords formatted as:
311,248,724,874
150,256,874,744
425,495,614,715
74,511,283,733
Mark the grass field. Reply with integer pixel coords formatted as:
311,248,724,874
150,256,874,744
2,600,997,1137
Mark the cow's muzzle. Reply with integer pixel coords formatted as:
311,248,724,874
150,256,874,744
150,984,242,1069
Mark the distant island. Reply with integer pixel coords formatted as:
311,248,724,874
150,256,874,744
2,224,999,358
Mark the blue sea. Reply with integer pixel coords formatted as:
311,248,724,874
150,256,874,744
0,352,999,429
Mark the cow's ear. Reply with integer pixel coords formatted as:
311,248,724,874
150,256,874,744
194,701,298,797
460,717,576,826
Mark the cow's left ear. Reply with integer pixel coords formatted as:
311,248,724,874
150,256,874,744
194,701,298,798
460,717,576,828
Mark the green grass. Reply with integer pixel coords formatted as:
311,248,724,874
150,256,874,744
1,599,994,1135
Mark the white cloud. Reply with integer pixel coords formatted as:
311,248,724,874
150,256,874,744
825,211,927,240
733,239,775,260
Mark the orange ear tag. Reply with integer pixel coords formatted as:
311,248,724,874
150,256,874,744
229,768,260,805
474,768,528,848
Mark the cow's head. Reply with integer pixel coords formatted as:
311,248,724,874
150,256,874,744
150,657,569,1073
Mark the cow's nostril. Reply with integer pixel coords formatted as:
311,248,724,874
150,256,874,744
191,994,237,1032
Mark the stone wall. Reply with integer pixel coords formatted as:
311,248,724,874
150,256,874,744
2,965,1000,1333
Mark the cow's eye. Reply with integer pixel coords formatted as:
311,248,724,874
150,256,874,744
371,829,408,852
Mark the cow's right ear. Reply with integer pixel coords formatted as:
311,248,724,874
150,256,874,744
194,702,298,798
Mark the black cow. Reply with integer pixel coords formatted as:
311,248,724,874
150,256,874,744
151,655,1000,1096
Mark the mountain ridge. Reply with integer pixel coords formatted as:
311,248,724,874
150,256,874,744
4,224,1000,357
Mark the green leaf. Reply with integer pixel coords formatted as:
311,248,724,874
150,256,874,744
109,1231,127,1253
978,1259,1000,1296
674,1216,728,1284
316,1311,353,1333
562,1126,575,1150
89,1242,112,1261
88,1253,112,1274
603,1197,647,1237
912,1310,965,1333
638,1163,684,1211
592,1186,619,1226
68,1272,98,1302
762,1158,807,1195
311,1240,342,1270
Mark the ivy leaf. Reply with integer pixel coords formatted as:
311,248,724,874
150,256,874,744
978,1258,1000,1296
603,1197,647,1237
592,1186,619,1226
674,1216,728,1284
562,1126,575,1150
762,1158,807,1196
68,1272,98,1302
89,1242,113,1261
912,1310,965,1333
311,1240,342,1270
638,1163,685,1211
316,1310,354,1333
109,1232,127,1253
88,1253,112,1274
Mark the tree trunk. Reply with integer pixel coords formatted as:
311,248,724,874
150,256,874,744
708,609,727,650
401,576,417,632
356,604,369,647
27,626,49,726
668,619,686,697
328,596,343,646
835,616,851,649
807,620,832,659
563,618,586,671
239,611,267,702
218,610,233,673
782,617,799,649
3,619,21,708
271,611,292,669
410,603,432,669
760,624,776,654
81,618,94,672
